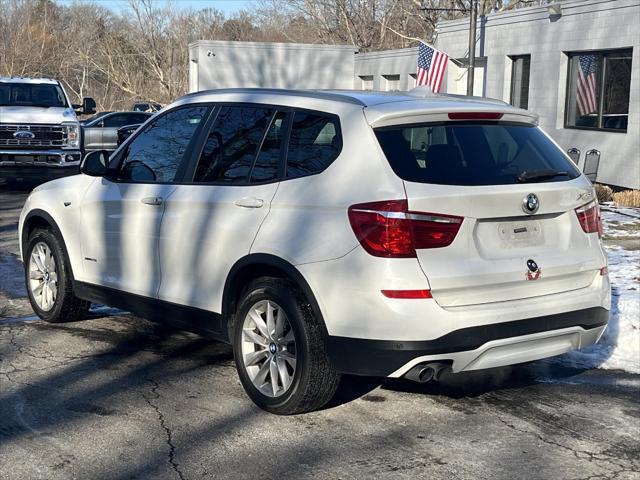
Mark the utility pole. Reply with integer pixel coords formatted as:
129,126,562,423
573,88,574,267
467,0,478,96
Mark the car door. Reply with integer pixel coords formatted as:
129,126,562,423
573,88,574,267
82,118,105,152
157,105,286,319
79,105,210,298
101,113,151,151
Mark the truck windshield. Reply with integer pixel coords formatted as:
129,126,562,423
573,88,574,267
0,83,68,108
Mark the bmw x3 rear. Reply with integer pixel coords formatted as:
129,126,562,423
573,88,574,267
19,88,610,414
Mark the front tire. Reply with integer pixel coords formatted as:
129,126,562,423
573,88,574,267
25,228,89,323
233,277,340,415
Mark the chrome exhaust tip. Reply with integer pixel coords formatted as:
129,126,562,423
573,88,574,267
404,362,451,383
404,365,435,383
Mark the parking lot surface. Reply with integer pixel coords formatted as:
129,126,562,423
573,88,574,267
1,187,639,480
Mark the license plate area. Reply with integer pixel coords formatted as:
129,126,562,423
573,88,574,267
14,156,35,164
497,220,543,246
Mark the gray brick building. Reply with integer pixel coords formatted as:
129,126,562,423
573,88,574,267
435,0,639,189
189,0,639,189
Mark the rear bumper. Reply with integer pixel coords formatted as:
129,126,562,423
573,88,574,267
326,307,609,377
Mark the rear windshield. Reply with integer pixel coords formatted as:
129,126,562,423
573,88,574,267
0,83,68,108
375,122,580,186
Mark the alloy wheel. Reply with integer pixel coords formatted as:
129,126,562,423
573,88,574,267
240,300,297,397
28,241,58,311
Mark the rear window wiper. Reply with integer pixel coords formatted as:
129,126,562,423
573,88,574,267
517,169,570,183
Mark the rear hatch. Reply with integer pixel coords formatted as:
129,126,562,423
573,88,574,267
374,115,604,307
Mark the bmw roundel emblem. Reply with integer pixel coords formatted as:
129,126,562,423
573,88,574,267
522,193,540,214
527,259,538,273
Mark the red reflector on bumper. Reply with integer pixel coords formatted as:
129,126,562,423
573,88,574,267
381,289,432,299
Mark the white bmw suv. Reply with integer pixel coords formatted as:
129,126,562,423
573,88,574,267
19,88,610,414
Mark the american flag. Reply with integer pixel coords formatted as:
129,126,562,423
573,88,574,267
576,54,598,115
416,42,449,93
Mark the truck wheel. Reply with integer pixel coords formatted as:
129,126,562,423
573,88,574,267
233,277,340,415
25,228,89,323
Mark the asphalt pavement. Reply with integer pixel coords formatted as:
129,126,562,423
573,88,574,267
1,187,638,480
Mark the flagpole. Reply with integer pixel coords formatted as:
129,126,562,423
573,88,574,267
467,0,478,96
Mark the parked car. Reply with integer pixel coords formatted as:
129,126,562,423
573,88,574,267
19,88,610,414
79,111,113,126
0,77,95,184
82,111,152,154
132,101,161,113
116,123,143,147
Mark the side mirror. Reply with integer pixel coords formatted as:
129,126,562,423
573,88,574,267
82,97,96,115
120,160,156,182
81,150,110,177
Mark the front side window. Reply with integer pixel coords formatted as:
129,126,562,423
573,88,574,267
565,49,632,131
285,113,341,179
194,106,275,183
509,55,530,110
117,106,207,183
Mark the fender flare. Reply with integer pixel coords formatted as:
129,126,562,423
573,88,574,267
222,253,329,339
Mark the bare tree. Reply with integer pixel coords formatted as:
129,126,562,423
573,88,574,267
0,0,549,110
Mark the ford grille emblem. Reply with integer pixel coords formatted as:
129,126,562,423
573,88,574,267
13,130,35,139
527,259,538,272
522,193,539,214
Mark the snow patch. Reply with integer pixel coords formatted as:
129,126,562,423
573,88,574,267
557,207,640,374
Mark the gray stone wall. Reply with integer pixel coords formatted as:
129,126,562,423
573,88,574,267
354,47,419,91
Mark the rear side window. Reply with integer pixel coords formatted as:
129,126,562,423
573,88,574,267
194,106,274,183
250,112,286,183
375,123,580,186
285,112,341,179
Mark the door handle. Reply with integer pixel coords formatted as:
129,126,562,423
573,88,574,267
141,196,163,206
234,197,264,208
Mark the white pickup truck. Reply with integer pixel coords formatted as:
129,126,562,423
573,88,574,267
0,77,95,184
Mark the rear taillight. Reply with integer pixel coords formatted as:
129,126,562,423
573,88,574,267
575,200,603,237
348,200,463,258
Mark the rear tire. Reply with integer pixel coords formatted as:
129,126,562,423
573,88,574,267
25,228,89,323
233,277,340,415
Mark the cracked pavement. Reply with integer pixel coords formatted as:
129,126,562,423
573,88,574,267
1,188,639,480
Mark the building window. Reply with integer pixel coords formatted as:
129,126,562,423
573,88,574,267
359,75,373,91
509,55,530,110
383,74,400,91
409,73,417,88
565,48,632,132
